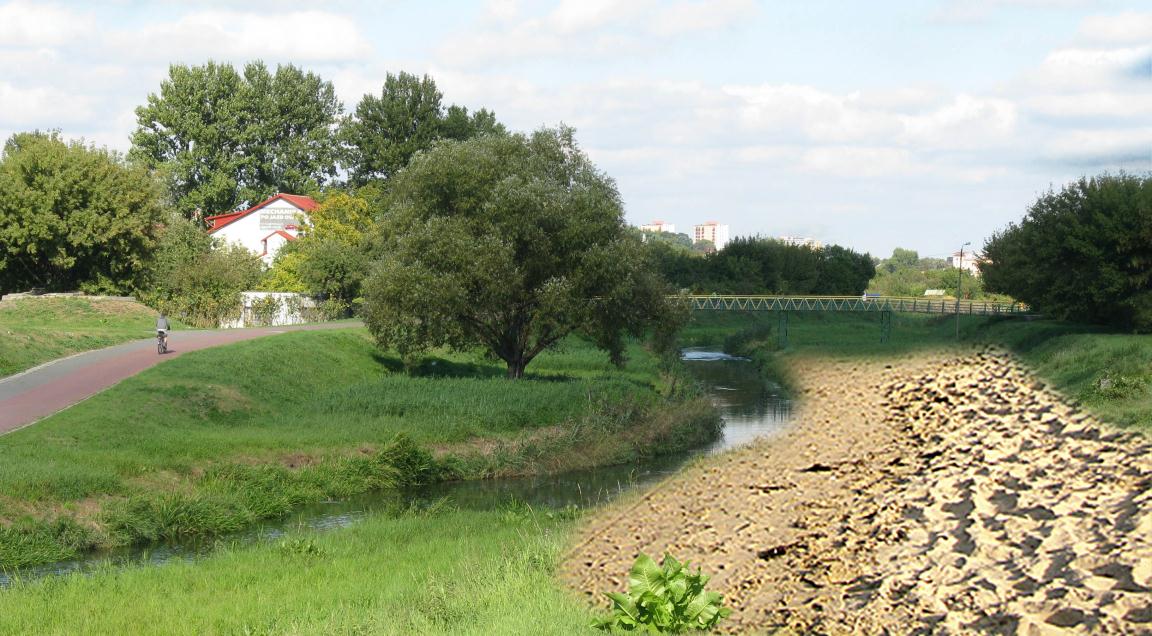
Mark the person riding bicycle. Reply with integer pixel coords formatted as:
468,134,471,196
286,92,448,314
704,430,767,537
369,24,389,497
156,312,171,350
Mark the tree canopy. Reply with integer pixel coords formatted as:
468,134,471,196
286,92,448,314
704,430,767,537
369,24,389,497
361,127,677,378
0,131,164,294
131,61,342,218
866,247,996,299
139,215,264,327
341,72,505,186
981,173,1152,331
646,236,874,296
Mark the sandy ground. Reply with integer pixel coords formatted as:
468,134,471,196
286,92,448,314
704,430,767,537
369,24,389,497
562,349,1152,634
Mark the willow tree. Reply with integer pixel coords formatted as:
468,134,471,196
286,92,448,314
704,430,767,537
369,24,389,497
362,127,678,378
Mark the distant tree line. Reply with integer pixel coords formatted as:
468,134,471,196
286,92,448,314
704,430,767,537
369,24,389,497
867,247,999,300
645,236,875,296
981,173,1152,331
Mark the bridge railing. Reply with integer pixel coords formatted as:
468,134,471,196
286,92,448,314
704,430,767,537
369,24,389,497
682,295,1031,316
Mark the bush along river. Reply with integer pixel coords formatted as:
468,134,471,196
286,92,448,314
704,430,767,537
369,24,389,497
0,349,791,586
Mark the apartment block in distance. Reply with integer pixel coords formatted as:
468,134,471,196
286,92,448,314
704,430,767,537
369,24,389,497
779,235,823,249
640,220,676,233
693,221,730,250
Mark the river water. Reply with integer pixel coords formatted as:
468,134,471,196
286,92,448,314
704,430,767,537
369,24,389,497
0,350,791,586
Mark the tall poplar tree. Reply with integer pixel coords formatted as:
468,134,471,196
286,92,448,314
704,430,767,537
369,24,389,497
341,72,505,186
131,61,342,219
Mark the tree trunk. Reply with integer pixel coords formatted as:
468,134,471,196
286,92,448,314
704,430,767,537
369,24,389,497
506,361,526,379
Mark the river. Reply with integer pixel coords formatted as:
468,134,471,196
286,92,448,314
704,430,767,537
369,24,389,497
0,350,791,586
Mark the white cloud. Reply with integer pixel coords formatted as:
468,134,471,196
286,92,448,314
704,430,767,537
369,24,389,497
111,10,372,62
1078,11,1152,44
899,94,1018,149
437,0,754,66
800,146,920,179
1043,128,1152,164
933,0,1093,23
650,0,758,37
484,0,523,23
0,81,97,126
0,1,89,47
546,0,651,34
1025,91,1152,120
1024,45,1152,91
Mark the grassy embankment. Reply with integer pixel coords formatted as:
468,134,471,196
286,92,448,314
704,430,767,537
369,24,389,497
0,296,185,377
684,310,1151,433
0,328,717,569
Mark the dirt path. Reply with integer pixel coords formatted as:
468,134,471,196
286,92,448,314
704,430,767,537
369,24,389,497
0,323,360,435
562,349,1152,634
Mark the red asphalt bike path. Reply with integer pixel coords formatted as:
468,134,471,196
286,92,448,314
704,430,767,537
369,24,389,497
0,323,357,436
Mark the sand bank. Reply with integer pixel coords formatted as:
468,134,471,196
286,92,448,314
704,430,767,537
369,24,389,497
562,349,1152,634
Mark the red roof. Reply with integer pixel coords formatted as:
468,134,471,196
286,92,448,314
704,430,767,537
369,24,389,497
260,230,297,256
206,193,318,234
262,230,297,243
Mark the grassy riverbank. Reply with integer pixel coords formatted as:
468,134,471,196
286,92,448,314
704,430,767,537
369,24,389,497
0,328,717,568
0,296,185,377
0,505,596,635
684,311,1151,433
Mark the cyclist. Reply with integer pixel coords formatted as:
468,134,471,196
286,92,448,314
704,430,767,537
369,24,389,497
156,311,171,353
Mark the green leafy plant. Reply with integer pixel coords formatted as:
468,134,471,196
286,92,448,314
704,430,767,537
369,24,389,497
592,552,731,633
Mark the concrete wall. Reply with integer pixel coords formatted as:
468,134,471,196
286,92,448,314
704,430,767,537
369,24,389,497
220,292,319,329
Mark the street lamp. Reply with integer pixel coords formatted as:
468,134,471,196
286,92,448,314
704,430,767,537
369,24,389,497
956,241,971,339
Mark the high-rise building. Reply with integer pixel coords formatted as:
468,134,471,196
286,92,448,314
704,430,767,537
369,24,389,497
778,236,823,249
693,221,730,250
640,220,676,233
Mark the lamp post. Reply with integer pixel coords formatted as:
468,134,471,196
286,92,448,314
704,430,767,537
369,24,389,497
956,241,970,339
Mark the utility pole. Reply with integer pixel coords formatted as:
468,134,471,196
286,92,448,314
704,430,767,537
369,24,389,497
956,241,970,339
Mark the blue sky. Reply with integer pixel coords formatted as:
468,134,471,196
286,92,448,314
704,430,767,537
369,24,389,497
1,0,1150,258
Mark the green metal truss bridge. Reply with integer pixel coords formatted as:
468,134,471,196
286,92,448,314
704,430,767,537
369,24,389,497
682,295,1032,345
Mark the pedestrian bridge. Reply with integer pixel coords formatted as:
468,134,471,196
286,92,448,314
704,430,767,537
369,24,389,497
682,295,1031,345
684,295,1029,316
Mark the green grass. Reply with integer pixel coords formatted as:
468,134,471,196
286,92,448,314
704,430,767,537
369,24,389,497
684,310,1152,432
0,328,718,568
0,296,183,377
0,506,597,635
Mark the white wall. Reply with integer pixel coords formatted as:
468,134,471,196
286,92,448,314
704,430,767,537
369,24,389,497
219,292,319,329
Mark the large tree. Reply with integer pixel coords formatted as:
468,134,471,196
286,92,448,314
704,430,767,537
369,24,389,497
131,61,341,219
341,72,505,186
362,126,676,378
982,173,1152,330
0,132,164,294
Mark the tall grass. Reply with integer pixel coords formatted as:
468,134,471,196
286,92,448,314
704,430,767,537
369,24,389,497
0,506,596,635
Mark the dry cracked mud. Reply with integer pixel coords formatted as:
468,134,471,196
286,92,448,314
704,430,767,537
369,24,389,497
562,349,1152,634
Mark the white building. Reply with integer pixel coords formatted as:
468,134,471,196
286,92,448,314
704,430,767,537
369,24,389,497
951,251,986,275
779,236,823,249
205,193,317,265
693,221,730,250
640,220,676,233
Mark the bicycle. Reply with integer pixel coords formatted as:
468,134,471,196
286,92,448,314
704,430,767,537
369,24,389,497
157,329,168,355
